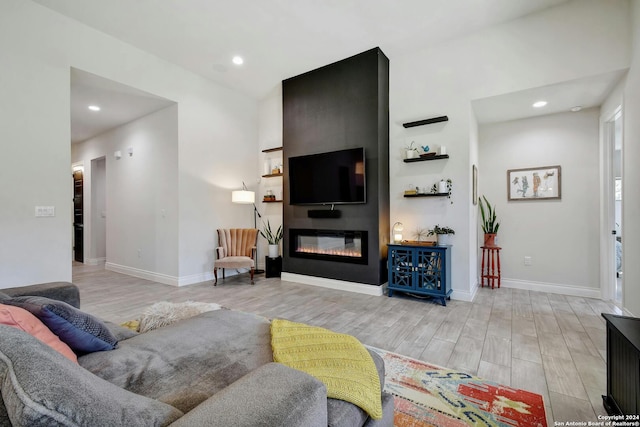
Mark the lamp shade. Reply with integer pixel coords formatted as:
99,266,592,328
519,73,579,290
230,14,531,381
232,190,255,204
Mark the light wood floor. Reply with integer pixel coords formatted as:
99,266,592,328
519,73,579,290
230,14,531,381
72,263,622,424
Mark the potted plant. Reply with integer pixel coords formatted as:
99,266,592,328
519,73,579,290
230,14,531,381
430,178,453,204
428,225,455,245
478,195,500,247
405,141,420,159
260,220,283,258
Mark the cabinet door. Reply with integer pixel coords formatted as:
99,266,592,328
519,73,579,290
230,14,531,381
389,247,414,290
416,249,443,293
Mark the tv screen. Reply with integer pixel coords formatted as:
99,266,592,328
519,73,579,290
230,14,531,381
289,148,366,205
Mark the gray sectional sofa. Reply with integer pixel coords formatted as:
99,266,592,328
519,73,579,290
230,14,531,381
0,282,394,426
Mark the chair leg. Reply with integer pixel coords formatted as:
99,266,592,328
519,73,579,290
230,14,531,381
250,268,255,285
214,268,218,286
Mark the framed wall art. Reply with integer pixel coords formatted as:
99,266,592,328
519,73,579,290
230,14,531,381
507,165,561,201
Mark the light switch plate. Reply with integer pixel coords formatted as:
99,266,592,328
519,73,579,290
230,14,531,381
35,206,55,217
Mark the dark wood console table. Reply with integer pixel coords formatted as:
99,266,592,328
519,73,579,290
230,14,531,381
602,313,640,415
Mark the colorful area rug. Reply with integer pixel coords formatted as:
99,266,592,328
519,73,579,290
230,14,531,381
367,347,547,427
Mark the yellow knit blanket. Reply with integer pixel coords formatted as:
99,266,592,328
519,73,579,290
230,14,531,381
270,319,382,419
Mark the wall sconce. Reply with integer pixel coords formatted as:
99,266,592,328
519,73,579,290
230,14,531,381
392,222,404,243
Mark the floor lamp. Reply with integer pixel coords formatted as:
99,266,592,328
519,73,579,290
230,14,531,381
231,182,264,273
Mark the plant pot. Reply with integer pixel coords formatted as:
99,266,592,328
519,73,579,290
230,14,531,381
484,233,498,248
437,234,452,246
406,150,417,159
268,244,279,258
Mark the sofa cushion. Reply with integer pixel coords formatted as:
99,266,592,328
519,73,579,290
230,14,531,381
3,296,118,353
271,318,383,419
0,304,77,363
170,363,328,427
78,309,274,413
0,325,183,427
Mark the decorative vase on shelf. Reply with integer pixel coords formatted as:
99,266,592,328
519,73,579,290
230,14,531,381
406,150,417,159
438,180,447,194
268,244,279,258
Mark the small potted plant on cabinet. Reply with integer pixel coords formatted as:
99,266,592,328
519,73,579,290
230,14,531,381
260,220,283,258
428,225,455,246
478,195,500,247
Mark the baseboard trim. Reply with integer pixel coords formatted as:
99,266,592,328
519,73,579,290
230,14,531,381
451,285,478,302
85,257,106,266
105,263,179,287
499,278,601,299
178,272,215,287
281,272,384,296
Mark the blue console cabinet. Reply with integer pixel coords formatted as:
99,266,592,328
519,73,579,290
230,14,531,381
387,244,452,306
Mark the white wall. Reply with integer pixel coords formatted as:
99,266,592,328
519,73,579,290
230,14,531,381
0,0,258,288
72,106,179,279
388,0,629,299
257,85,284,269
90,157,106,263
622,0,640,315
479,109,601,294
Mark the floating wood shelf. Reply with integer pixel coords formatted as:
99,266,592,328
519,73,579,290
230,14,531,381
402,115,448,128
404,193,449,198
262,146,283,153
262,199,283,203
404,154,449,163
262,172,283,178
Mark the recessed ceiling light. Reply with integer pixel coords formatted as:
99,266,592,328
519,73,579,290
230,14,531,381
571,106,582,112
88,105,101,111
232,56,244,65
532,101,547,108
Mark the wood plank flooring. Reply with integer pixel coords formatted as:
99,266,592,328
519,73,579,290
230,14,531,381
72,263,622,424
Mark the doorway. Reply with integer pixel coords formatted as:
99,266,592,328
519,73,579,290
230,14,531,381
603,108,623,303
72,167,84,263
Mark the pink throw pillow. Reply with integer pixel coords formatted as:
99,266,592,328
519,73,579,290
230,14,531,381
0,303,78,363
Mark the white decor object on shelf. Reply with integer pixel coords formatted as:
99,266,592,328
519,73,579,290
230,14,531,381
438,179,447,194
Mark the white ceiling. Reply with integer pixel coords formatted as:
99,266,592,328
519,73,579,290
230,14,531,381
71,68,175,144
49,0,625,142
36,0,568,99
472,69,628,124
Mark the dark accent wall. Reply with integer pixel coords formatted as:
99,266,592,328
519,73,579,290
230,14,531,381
282,47,390,286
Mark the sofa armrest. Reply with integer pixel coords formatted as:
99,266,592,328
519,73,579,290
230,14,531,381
1,282,80,308
169,363,327,427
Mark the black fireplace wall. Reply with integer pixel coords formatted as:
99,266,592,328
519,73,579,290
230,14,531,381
282,47,390,286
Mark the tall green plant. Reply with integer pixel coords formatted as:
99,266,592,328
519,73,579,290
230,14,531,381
260,220,283,244
478,196,500,234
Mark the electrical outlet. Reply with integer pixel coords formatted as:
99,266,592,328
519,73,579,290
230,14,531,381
524,256,532,266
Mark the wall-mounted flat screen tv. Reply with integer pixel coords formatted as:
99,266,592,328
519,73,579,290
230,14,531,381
289,147,366,205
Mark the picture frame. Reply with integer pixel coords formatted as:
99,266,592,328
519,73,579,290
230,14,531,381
507,165,561,201
472,164,478,205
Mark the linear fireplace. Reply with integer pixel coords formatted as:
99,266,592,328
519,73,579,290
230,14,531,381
290,229,368,265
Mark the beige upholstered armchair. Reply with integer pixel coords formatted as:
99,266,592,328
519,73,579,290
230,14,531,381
214,229,259,285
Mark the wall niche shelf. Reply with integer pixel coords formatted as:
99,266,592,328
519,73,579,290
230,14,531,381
404,154,449,163
262,172,283,178
404,193,449,198
402,115,448,128
262,146,283,153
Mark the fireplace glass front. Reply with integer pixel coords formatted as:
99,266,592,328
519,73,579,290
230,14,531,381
290,229,368,264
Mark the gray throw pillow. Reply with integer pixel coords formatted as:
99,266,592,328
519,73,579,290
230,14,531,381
3,296,118,353
0,325,183,426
